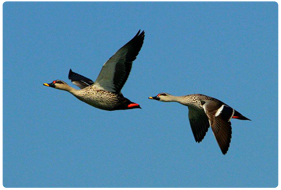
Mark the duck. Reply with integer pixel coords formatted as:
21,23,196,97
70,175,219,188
43,30,145,111
148,93,250,154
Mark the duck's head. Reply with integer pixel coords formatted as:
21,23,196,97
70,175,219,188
148,93,172,102
43,80,70,91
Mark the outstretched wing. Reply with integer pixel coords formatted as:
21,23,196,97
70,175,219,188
94,30,145,93
210,116,232,155
202,100,232,154
188,106,210,143
68,69,94,89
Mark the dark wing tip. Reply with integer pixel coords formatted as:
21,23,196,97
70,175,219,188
139,30,145,37
68,69,73,79
134,30,145,41
189,117,210,143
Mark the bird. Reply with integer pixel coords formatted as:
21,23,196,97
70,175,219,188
43,30,145,111
148,93,250,154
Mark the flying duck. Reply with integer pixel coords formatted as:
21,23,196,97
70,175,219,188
149,93,250,154
43,30,145,111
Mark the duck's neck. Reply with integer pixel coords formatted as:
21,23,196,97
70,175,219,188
169,95,195,107
165,95,186,104
67,87,79,95
58,84,78,95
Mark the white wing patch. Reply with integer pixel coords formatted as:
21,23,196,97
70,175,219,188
215,105,224,117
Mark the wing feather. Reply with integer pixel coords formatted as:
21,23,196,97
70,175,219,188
94,30,145,93
202,100,232,154
68,69,94,89
188,106,210,143
211,118,232,154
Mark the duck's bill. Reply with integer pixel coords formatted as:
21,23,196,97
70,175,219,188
43,82,55,88
148,96,159,100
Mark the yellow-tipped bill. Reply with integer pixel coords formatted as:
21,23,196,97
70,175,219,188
43,83,50,87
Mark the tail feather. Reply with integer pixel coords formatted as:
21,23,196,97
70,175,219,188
233,110,251,121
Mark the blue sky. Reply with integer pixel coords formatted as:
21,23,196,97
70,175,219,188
3,2,277,187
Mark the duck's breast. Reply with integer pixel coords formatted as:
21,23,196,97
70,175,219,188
73,87,120,110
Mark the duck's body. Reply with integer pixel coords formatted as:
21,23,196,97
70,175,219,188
149,93,250,154
72,85,138,110
44,30,145,111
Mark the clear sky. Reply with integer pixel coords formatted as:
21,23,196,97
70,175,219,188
3,2,277,187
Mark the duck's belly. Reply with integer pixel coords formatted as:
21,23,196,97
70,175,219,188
74,89,120,111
